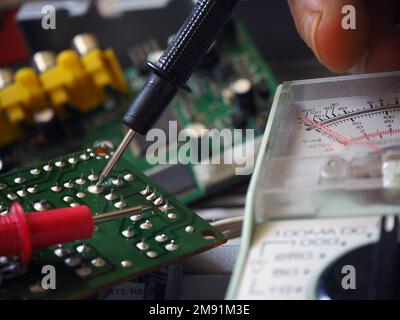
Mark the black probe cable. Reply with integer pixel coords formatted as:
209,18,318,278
97,0,239,185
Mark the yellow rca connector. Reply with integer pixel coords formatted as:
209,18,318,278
33,50,105,114
33,51,69,116
72,33,128,96
0,69,21,146
58,49,106,112
0,67,46,125
0,36,128,147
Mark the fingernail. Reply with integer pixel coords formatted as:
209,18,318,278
302,12,322,57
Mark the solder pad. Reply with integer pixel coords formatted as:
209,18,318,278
0,148,225,299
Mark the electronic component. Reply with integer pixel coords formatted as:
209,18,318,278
256,79,271,99
230,78,258,128
0,69,13,89
0,67,46,124
0,148,225,299
33,50,103,114
0,157,14,174
32,49,58,113
228,71,400,300
129,39,161,75
231,110,247,129
232,78,257,117
97,264,182,300
33,108,64,145
146,50,164,68
72,33,128,101
149,164,196,196
0,36,129,148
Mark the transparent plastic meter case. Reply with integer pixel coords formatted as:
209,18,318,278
227,71,400,300
255,71,400,220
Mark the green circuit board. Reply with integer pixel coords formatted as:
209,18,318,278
0,148,225,299
3,22,277,204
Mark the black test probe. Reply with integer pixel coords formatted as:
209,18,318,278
97,0,239,185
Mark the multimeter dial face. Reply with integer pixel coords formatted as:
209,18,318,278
290,94,400,156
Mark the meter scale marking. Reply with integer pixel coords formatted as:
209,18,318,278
293,95,400,156
351,128,400,141
304,104,400,131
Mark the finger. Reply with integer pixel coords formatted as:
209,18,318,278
288,0,370,72
362,29,400,72
360,0,400,72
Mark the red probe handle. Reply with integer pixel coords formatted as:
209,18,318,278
0,203,94,263
0,202,31,263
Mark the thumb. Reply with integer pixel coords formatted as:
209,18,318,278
288,0,370,72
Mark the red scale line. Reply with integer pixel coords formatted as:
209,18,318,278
303,117,381,152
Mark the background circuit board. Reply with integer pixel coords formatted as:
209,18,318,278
2,22,277,204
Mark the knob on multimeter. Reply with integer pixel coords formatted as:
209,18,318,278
316,216,400,300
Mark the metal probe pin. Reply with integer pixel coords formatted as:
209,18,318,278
97,129,136,186
93,204,149,223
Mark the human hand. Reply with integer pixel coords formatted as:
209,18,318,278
288,0,400,73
